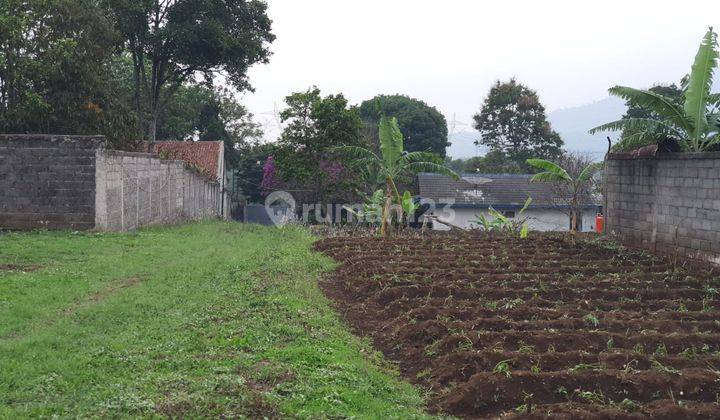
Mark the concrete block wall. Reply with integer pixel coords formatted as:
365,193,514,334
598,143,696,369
1,134,223,231
0,134,105,229
95,150,222,231
605,152,720,264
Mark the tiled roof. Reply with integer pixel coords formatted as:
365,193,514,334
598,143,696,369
143,141,222,181
417,173,599,208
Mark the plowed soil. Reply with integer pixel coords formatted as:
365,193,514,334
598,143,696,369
315,233,720,419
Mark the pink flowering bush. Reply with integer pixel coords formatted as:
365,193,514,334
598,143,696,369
318,159,344,182
260,155,280,197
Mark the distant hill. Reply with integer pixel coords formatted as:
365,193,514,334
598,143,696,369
548,96,627,160
446,131,485,159
445,97,626,161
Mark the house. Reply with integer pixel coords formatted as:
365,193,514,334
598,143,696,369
417,173,601,232
144,141,230,218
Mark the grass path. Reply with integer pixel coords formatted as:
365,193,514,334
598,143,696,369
0,221,430,418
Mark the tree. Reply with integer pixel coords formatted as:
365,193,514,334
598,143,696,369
335,116,459,237
274,87,366,206
236,141,274,202
617,84,683,151
448,149,528,174
526,156,601,234
103,0,274,141
0,0,137,147
155,85,262,167
473,79,564,168
590,28,720,152
359,94,450,157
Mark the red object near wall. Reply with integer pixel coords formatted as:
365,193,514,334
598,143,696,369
595,214,604,233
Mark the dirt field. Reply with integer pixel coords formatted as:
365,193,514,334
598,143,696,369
316,233,720,418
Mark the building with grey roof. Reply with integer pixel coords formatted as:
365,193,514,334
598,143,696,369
417,173,601,231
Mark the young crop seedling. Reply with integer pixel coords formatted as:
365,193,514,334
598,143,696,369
503,298,524,310
570,363,601,372
618,398,641,412
651,358,679,375
514,392,534,414
576,390,606,405
530,361,542,374
583,313,600,328
517,341,534,354
654,344,668,356
492,360,513,378
622,359,640,375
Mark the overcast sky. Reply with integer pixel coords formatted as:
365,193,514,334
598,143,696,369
239,0,720,141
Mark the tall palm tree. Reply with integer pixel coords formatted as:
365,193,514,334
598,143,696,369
526,158,602,234
335,116,458,236
590,28,720,152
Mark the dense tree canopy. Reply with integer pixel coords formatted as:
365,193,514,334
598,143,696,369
473,79,564,169
446,149,527,174
273,87,366,205
0,0,136,145
155,84,263,167
103,0,275,141
0,0,273,152
358,94,450,157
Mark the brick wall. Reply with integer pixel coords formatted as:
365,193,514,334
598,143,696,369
605,152,720,264
95,150,222,231
0,134,104,229
1,134,223,231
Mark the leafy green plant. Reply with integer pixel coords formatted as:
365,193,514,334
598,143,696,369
618,398,640,412
525,159,601,234
583,313,600,328
590,28,720,152
474,196,532,238
570,363,601,372
654,344,668,356
335,116,458,236
517,341,534,354
343,189,385,225
651,358,679,374
492,360,513,378
400,190,420,226
576,390,606,405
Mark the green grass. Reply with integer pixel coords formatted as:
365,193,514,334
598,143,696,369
0,221,430,418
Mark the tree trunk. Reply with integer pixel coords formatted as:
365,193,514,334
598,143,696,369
380,177,393,237
571,194,578,235
148,113,158,142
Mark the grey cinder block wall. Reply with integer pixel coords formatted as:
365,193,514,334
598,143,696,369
0,134,104,229
1,134,223,231
605,152,720,264
95,150,222,230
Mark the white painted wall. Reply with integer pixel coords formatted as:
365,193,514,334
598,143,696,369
427,207,599,232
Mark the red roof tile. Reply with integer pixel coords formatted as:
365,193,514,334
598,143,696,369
143,141,222,181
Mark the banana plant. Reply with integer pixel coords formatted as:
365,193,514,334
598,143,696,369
335,116,459,236
474,196,532,238
343,189,385,224
526,158,602,234
400,190,420,226
590,28,720,152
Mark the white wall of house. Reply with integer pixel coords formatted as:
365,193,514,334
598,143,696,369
427,207,599,232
